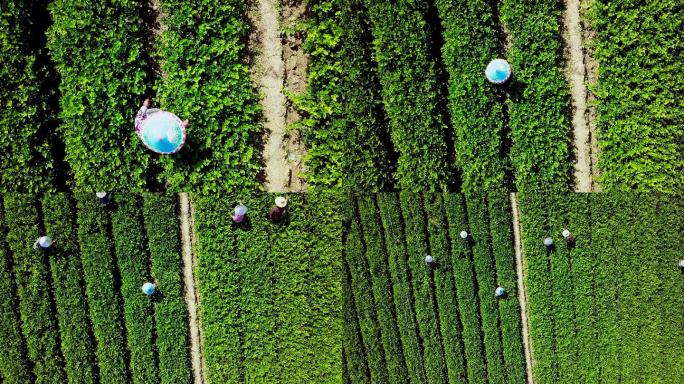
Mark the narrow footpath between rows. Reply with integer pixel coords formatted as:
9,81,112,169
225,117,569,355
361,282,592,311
254,0,305,192
562,0,597,192
179,193,206,384
510,193,534,384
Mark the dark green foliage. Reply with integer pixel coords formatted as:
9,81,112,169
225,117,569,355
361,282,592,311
364,0,453,190
592,1,684,193
142,194,192,384
296,0,395,190
0,1,57,191
0,199,32,383
501,0,573,192
46,1,151,189
154,0,262,192
42,194,97,384
75,194,129,383
3,195,67,383
109,195,159,384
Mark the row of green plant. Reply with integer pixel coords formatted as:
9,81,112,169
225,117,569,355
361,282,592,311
344,193,526,383
142,195,192,384
591,1,684,193
154,0,262,192
0,2,57,192
435,0,509,193
46,1,152,189
296,0,395,190
500,0,573,192
518,192,684,383
0,193,192,383
3,196,67,383
194,193,343,383
110,195,159,384
42,194,98,383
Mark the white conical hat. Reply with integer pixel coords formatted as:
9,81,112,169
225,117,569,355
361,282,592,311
562,229,571,238
425,255,433,263
544,237,554,246
275,196,287,208
460,230,468,239
234,204,247,216
38,236,52,248
96,192,107,198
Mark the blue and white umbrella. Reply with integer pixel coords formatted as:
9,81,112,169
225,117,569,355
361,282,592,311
138,111,186,154
142,282,156,296
495,287,506,298
485,59,512,84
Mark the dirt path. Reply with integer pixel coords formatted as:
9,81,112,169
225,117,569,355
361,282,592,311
580,0,601,191
179,193,205,384
252,0,305,192
510,193,534,384
562,0,595,192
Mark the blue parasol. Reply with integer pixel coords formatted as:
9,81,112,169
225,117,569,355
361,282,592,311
495,287,506,298
485,59,512,84
138,111,186,154
142,282,156,296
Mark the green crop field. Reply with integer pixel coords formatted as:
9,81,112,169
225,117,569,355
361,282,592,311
0,192,343,384
342,192,526,384
2,0,682,193
518,192,684,383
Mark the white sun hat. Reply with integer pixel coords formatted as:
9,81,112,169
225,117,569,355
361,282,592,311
96,192,107,198
275,196,287,208
460,230,468,239
425,255,434,264
38,236,53,248
562,229,571,238
544,237,554,246
234,204,247,216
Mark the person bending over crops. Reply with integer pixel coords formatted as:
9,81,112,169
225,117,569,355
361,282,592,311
267,196,288,222
135,98,189,134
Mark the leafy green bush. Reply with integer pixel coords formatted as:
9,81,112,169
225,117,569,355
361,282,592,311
3,195,66,383
154,0,262,193
42,194,97,384
75,194,129,383
591,1,684,193
296,0,396,190
501,0,573,192
110,195,159,384
47,1,152,189
436,0,510,193
0,199,32,383
364,0,453,191
142,194,192,384
0,2,57,192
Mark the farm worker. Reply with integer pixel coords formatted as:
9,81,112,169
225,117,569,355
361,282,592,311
425,255,435,267
495,286,506,298
460,230,469,239
562,229,575,247
96,192,110,205
544,237,554,251
267,196,288,222
135,98,189,135
232,203,248,224
679,260,684,272
33,236,53,250
485,58,512,84
142,282,156,296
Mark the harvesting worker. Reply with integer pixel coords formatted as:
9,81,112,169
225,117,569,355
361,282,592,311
267,196,288,222
232,203,248,225
33,236,53,250
134,98,190,154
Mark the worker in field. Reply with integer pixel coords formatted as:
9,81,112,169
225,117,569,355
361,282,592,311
232,203,248,226
495,286,506,299
425,254,435,267
562,229,575,247
267,196,288,222
544,237,554,251
33,235,53,250
135,98,189,154
96,192,111,205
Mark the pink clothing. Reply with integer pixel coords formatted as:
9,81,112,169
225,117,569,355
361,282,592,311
135,105,160,133
232,214,245,223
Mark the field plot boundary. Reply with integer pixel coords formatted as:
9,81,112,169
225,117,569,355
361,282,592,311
510,193,534,384
179,193,205,384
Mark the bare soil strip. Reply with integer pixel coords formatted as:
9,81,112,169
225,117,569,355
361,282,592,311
562,0,594,192
510,193,534,384
179,193,205,384
253,0,305,192
580,0,601,190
